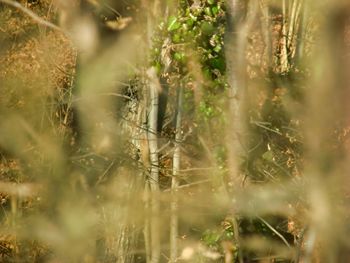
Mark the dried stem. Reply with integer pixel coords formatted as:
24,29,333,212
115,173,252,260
147,67,161,263
170,86,183,263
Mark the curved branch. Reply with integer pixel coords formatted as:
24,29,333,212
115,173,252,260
258,216,291,248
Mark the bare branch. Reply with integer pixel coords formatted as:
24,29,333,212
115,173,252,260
258,216,291,248
163,179,211,192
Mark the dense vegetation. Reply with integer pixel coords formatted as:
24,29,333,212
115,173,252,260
0,0,350,262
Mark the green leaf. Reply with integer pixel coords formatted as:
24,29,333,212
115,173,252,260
262,150,274,161
167,16,181,31
207,0,215,4
204,7,212,16
213,44,222,53
203,67,211,79
189,13,197,21
172,34,181,43
154,62,161,75
211,6,219,15
209,57,225,72
182,23,189,31
173,52,185,62
206,106,214,117
186,17,195,27
201,22,214,35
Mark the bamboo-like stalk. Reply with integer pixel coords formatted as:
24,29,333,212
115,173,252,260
288,0,293,17
301,4,347,260
225,0,258,187
287,0,298,47
225,0,245,188
142,64,152,263
225,2,257,263
260,0,272,68
287,0,303,60
296,0,307,61
280,0,290,73
144,183,152,263
293,0,303,52
169,86,183,263
147,68,161,263
142,1,163,261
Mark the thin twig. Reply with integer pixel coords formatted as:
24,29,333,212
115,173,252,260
157,141,171,153
163,179,211,192
100,92,134,100
72,93,134,103
162,167,215,172
95,160,115,186
257,216,291,248
251,121,283,135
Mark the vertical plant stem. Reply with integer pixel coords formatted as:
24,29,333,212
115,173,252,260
288,0,303,60
141,69,152,263
302,6,346,259
225,0,258,187
296,0,307,61
280,0,290,73
232,217,243,263
260,0,272,68
287,0,298,47
144,183,151,263
170,86,183,263
143,1,163,261
147,68,161,263
225,2,257,262
225,0,245,188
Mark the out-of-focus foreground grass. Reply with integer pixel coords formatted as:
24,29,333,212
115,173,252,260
0,0,350,262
